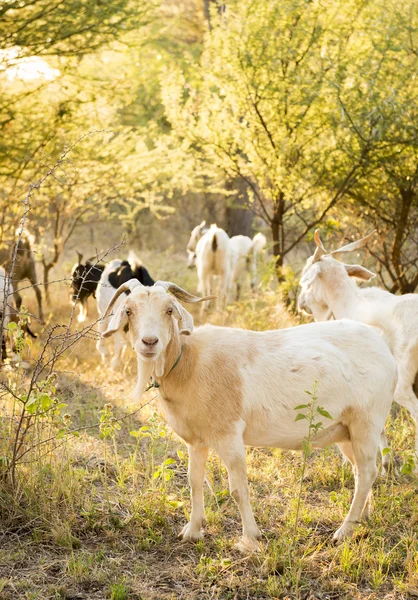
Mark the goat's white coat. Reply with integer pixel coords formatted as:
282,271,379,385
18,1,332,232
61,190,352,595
96,259,127,369
104,283,397,546
299,254,418,472
195,225,232,311
229,233,266,300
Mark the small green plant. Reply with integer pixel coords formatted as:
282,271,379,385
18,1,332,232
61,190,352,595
109,580,129,600
292,381,333,539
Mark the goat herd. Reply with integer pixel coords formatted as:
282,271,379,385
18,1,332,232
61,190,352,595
1,223,417,550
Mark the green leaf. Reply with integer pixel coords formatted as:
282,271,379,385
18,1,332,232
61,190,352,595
400,463,413,475
316,407,333,420
294,404,309,410
56,429,67,440
163,458,176,466
295,414,307,422
382,447,391,456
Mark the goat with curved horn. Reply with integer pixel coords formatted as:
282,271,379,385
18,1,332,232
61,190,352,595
154,281,216,303
103,279,144,319
312,229,327,263
329,230,376,258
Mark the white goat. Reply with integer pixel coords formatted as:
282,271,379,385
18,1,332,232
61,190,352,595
103,279,397,548
187,220,209,254
229,233,266,300
96,259,127,370
194,224,232,311
298,230,418,473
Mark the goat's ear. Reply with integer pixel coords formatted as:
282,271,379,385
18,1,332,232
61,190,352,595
172,299,194,335
344,264,376,281
300,262,321,286
199,220,206,229
102,303,128,338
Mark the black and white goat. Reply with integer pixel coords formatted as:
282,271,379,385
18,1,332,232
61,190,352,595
96,254,155,368
70,253,105,323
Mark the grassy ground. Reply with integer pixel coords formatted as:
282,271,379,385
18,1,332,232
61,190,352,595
0,245,417,599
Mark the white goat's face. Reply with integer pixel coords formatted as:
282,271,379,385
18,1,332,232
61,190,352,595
187,221,206,252
298,259,333,321
103,286,193,363
299,254,376,321
187,250,196,269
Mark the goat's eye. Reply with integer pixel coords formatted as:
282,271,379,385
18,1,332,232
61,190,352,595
166,307,173,315
126,308,131,316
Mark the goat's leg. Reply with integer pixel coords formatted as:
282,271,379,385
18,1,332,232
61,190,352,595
27,264,43,320
77,301,88,323
218,271,230,310
180,445,209,541
199,275,211,316
394,354,418,473
33,285,43,321
14,290,22,311
338,441,372,519
216,436,261,547
334,433,378,541
1,335,7,361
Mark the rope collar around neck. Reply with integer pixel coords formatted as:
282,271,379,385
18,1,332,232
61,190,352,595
146,346,183,391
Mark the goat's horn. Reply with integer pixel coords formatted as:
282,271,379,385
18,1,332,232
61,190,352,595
154,281,216,303
329,230,376,257
76,250,83,264
312,229,327,263
103,279,143,318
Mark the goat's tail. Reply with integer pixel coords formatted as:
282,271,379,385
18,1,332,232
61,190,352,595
211,233,218,252
251,232,266,254
311,422,349,449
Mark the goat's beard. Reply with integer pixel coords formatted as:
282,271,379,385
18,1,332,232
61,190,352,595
131,358,154,401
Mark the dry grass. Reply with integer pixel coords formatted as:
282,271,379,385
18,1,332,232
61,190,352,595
0,243,417,600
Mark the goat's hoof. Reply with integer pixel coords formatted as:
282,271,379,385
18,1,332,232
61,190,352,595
179,523,204,541
332,522,355,542
234,536,261,554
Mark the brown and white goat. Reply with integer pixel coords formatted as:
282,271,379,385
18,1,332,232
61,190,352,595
103,279,397,548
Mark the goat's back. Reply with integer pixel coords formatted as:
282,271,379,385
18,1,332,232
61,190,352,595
96,260,123,316
173,319,396,450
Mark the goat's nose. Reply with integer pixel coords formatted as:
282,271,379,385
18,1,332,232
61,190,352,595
142,336,159,347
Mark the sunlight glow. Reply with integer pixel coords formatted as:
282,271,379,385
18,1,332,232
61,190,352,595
0,48,60,81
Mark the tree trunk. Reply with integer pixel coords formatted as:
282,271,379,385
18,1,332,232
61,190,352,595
390,187,415,294
271,193,285,281
225,178,254,237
